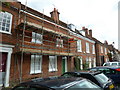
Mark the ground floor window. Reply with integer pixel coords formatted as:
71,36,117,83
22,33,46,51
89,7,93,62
30,55,42,74
49,56,57,72
89,57,92,68
93,57,96,67
79,56,83,70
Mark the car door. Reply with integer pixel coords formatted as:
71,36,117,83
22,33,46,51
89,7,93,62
106,69,120,84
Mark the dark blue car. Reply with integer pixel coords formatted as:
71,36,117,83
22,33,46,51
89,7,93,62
88,66,120,84
12,77,102,90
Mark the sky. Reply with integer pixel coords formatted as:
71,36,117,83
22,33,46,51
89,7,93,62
18,0,119,49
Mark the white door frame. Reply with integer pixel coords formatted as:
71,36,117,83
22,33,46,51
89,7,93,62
0,44,14,87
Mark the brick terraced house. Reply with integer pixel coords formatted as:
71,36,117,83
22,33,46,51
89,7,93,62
0,1,116,87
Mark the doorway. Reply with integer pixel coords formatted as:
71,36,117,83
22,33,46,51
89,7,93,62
0,52,8,87
62,57,67,74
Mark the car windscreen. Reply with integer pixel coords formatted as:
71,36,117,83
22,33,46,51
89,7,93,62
104,63,110,66
94,73,109,85
111,63,118,66
65,80,101,90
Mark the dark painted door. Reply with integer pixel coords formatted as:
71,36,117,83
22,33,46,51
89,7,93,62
0,52,7,86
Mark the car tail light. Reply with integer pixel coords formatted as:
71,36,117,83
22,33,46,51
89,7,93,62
115,68,120,71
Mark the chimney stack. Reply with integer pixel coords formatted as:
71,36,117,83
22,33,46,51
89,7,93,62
82,27,85,30
89,29,92,37
50,8,60,24
82,27,89,37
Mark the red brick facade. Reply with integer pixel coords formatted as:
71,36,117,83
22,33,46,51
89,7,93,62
0,2,110,87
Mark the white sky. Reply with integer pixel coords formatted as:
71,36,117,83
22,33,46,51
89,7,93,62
18,0,119,49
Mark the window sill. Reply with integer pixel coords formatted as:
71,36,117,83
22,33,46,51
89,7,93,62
0,31,12,35
49,69,58,72
77,50,82,52
30,71,42,75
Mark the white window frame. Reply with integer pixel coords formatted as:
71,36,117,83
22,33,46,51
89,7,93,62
56,38,63,47
49,56,57,72
86,42,90,53
0,12,13,34
31,32,43,44
77,40,82,52
30,55,42,74
92,45,95,54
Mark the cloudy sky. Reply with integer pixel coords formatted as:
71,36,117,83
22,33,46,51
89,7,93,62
18,0,119,49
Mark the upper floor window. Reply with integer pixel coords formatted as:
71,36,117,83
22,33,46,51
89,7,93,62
0,12,12,34
86,42,90,53
77,40,82,52
31,32,43,44
101,46,103,53
92,45,95,54
105,48,107,54
56,38,63,47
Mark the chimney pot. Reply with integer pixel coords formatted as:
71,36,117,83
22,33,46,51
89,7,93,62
50,8,60,24
82,27,85,30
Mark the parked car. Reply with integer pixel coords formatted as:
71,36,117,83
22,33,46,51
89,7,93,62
88,66,120,84
61,71,115,90
12,77,102,90
103,62,120,66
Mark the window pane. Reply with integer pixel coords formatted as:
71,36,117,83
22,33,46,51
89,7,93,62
2,27,5,31
7,16,11,20
7,19,10,23
4,14,7,18
35,55,40,70
2,23,5,26
3,19,6,23
6,24,10,28
6,28,9,32
0,18,2,21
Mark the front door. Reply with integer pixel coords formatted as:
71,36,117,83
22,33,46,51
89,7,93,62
62,57,67,74
0,52,7,86
101,56,104,66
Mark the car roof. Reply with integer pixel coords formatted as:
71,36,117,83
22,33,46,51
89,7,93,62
17,77,85,89
62,71,101,76
89,66,120,69
106,62,120,63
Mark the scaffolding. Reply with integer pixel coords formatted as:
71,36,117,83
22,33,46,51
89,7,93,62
14,1,75,83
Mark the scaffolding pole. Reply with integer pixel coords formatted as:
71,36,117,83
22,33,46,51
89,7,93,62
20,0,27,83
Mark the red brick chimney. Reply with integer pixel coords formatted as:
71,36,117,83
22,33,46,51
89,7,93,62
82,27,89,37
50,8,60,24
89,29,92,37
